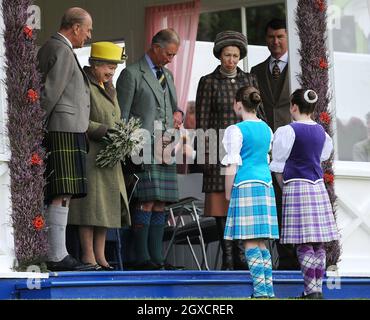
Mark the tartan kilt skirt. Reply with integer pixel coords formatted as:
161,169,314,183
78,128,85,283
224,182,279,240
134,163,179,203
280,180,339,244
45,132,88,202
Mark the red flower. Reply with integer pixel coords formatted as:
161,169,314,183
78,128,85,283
23,25,33,40
319,58,329,69
31,153,43,166
320,112,331,124
27,89,39,103
324,173,334,185
316,0,326,12
33,215,45,231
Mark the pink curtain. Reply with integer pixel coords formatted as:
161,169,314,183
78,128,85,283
145,0,200,112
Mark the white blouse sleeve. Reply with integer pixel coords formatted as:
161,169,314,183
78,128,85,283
221,125,243,166
320,132,333,162
269,125,295,173
267,127,274,163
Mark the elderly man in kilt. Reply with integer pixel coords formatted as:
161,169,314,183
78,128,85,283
38,7,94,271
116,29,183,270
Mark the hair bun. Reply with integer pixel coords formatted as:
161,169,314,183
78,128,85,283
304,90,318,103
250,92,261,104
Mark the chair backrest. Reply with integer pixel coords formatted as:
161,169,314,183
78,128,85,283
177,173,204,210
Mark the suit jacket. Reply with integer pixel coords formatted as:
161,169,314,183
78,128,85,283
37,33,90,132
251,57,291,132
116,56,178,134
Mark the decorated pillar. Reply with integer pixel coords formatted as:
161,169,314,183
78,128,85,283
1,0,46,272
0,0,15,273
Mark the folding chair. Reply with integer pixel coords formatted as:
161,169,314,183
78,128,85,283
163,197,210,270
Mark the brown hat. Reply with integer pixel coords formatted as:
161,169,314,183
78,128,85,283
213,31,248,60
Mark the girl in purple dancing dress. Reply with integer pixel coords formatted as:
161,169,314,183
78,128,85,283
270,89,339,299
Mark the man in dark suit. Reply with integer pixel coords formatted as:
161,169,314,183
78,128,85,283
251,19,299,270
116,29,183,270
38,7,94,271
251,19,290,131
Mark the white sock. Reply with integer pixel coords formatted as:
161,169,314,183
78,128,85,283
46,205,69,262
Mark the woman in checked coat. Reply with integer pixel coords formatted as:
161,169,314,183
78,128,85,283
195,30,266,270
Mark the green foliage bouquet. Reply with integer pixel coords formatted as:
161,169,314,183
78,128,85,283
96,118,146,168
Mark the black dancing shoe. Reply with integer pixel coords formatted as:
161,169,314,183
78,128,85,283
300,292,324,299
47,255,97,272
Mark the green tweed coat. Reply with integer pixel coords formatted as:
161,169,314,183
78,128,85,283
69,67,130,228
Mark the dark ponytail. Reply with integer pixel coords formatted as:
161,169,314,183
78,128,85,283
235,86,262,112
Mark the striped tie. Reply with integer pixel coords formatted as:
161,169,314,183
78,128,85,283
272,60,281,80
155,66,166,90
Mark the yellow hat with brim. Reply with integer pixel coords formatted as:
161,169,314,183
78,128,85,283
90,42,127,64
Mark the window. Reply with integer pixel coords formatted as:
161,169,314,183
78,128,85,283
330,0,370,162
246,3,285,45
197,9,242,42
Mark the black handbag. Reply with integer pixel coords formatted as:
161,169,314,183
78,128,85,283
121,158,145,175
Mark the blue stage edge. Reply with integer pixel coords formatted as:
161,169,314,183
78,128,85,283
1,271,369,300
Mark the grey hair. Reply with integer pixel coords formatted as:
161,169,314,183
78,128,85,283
88,58,109,67
60,7,91,30
151,28,180,48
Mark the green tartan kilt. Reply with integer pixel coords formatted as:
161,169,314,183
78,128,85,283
134,164,179,203
44,132,88,202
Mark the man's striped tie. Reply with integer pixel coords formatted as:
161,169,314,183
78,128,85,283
155,66,166,90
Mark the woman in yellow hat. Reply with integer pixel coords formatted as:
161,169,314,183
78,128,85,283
69,42,130,270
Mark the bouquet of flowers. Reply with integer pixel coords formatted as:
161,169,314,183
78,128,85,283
96,118,146,168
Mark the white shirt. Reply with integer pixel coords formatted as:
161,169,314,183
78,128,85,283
269,51,288,74
57,32,73,49
269,120,333,176
221,120,274,166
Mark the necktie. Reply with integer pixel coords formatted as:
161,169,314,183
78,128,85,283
155,66,166,90
272,60,281,80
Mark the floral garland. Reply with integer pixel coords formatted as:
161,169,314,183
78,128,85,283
2,0,47,270
296,0,341,266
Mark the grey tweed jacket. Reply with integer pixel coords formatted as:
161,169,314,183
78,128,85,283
37,33,90,133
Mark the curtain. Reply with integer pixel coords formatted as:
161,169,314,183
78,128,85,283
145,0,200,112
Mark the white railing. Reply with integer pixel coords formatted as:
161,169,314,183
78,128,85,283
334,161,370,276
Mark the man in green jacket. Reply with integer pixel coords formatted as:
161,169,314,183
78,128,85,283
116,28,183,270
